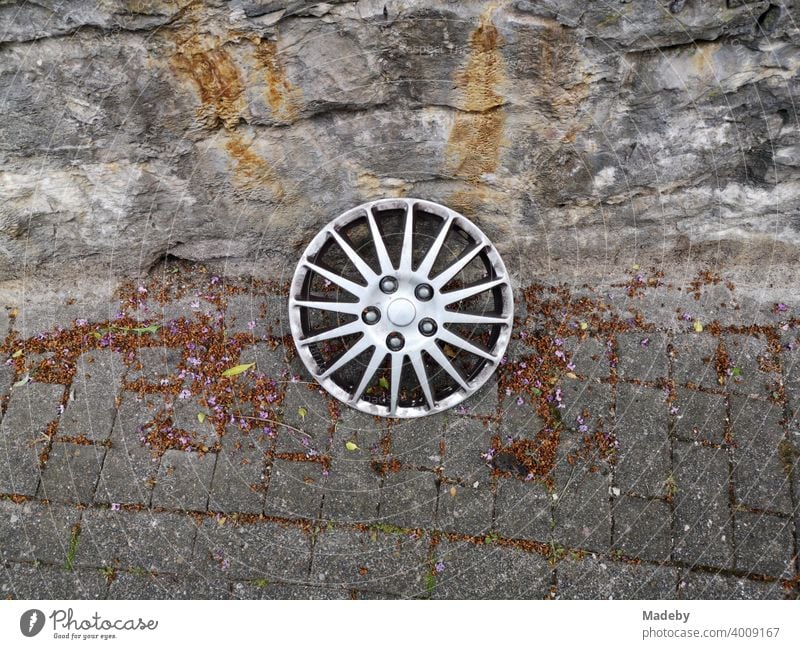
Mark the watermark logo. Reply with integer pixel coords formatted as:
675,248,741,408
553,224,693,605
20,609,45,637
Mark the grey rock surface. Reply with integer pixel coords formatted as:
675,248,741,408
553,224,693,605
1,0,800,288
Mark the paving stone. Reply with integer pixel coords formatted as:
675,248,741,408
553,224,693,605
194,518,311,581
209,430,268,514
223,293,274,339
276,383,332,453
671,334,720,390
0,499,80,563
0,362,15,411
319,458,381,524
724,334,780,398
0,562,109,599
730,395,792,513
673,441,733,569
76,508,197,573
12,293,110,340
107,571,230,599
499,397,546,440
331,407,388,456
151,449,217,511
553,465,611,553
232,580,350,600
612,496,671,562
441,416,495,480
615,384,670,498
438,481,494,536
431,539,552,599
237,341,288,379
135,294,219,327
0,382,64,495
311,527,429,597
39,442,106,504
96,393,162,506
672,387,726,444
378,470,438,528
169,398,219,447
616,332,669,381
557,556,678,599
459,378,499,417
387,415,445,468
560,379,613,436
0,307,9,338
734,511,794,579
494,479,550,541
58,350,123,441
263,459,324,519
678,570,790,600
126,346,182,383
563,336,610,380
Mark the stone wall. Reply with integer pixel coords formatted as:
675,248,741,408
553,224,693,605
1,0,799,286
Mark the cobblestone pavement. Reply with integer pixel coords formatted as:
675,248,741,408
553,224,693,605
1,266,799,599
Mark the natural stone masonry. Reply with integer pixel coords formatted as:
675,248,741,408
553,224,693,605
1,272,798,599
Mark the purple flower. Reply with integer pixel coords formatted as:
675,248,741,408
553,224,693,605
554,338,563,347
777,303,788,312
247,321,256,331
481,448,495,461
110,503,121,511
74,318,88,327
567,361,576,371
555,350,565,359
681,312,693,322
178,389,192,400
210,276,220,285
434,561,445,574
669,406,679,415
190,300,200,309
516,396,524,406
640,337,650,348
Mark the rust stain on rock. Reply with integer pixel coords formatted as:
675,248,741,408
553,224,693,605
254,40,302,124
168,6,248,129
445,10,506,182
224,133,285,201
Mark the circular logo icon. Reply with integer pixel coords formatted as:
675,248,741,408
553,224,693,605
20,609,45,637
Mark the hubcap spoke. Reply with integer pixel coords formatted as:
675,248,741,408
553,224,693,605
436,328,497,362
416,216,453,279
302,260,366,298
389,352,403,415
320,337,370,379
431,242,486,289
410,351,434,410
440,277,506,306
441,311,508,325
351,346,385,403
299,320,363,346
399,201,414,271
425,342,470,391
329,228,377,283
366,208,394,274
293,299,362,316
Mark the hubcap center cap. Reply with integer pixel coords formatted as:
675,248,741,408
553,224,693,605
387,298,416,326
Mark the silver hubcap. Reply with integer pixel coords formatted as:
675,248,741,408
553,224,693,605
387,299,416,326
288,198,514,418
